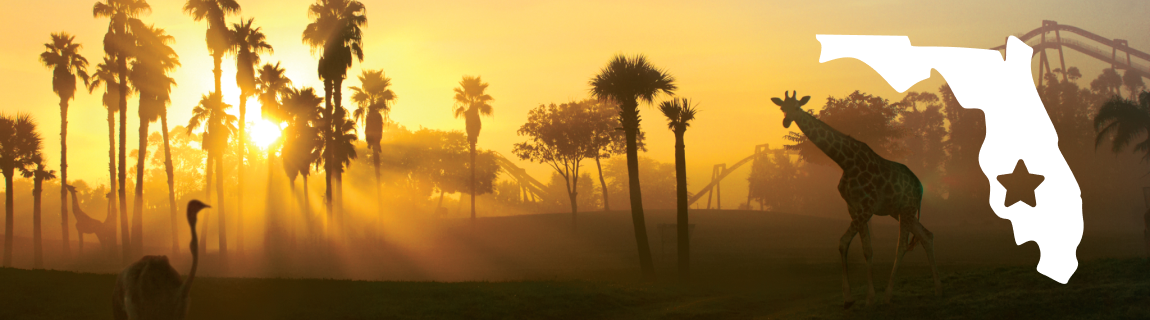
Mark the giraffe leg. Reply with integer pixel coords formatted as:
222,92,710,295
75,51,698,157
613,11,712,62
883,221,911,303
838,223,859,308
911,221,941,296
860,221,877,306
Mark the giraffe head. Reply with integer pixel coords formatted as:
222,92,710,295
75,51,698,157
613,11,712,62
63,184,76,193
770,91,811,128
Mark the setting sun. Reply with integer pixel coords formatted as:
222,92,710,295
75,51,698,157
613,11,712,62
251,119,282,149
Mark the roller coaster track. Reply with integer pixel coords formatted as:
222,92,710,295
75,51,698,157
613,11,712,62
990,20,1150,83
687,144,773,207
493,153,551,202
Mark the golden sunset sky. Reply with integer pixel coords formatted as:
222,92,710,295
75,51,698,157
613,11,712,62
2,0,1147,208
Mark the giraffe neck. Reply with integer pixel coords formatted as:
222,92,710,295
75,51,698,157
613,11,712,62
788,110,874,169
67,189,90,221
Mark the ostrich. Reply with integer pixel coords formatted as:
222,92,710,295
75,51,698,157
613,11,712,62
112,200,210,320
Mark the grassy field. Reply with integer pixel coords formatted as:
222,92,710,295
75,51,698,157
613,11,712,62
1,257,1147,319
1,210,1147,319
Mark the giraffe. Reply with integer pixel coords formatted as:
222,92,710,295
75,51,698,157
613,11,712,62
65,184,116,257
771,91,940,307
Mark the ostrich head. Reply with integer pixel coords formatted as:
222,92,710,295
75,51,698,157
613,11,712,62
187,200,210,227
771,90,811,129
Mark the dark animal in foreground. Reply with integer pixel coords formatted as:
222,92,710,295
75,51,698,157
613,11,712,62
112,200,210,320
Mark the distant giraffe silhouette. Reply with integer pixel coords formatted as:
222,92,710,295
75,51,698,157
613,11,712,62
771,91,940,306
65,184,116,257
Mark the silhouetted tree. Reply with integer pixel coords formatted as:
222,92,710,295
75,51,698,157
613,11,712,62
659,98,697,283
747,148,802,211
351,69,395,215
1123,71,1145,100
94,0,150,266
128,22,179,258
322,106,358,229
87,57,123,257
230,17,272,255
303,0,367,219
1091,68,1123,97
281,86,324,234
452,76,494,224
187,92,236,264
586,99,639,211
40,32,89,259
0,114,42,267
514,101,598,230
1094,92,1150,163
257,62,292,244
894,92,946,203
590,54,676,280
183,0,239,98
26,155,55,269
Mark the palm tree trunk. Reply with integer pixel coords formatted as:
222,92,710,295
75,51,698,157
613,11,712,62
106,104,118,260
333,78,345,228
266,148,277,252
216,148,228,271
118,56,130,265
374,148,382,218
59,98,70,259
674,130,689,284
323,79,334,223
132,117,148,258
237,96,246,257
161,115,178,255
33,176,44,269
622,107,654,280
595,155,609,211
4,172,14,267
201,151,212,258
470,142,477,225
303,174,311,241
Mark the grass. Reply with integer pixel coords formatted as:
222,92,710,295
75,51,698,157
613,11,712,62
1,257,1147,319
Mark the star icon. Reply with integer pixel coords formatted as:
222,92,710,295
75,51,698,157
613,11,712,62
997,159,1044,207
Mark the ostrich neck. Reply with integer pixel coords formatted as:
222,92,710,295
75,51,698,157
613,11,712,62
181,220,198,299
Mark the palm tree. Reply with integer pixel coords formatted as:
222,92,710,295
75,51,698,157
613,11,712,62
350,69,394,214
1095,92,1150,161
231,17,273,255
0,114,43,267
39,32,89,259
452,76,494,224
128,22,179,258
281,86,324,239
257,62,292,244
659,98,698,284
26,155,55,269
183,0,239,98
1094,91,1150,257
590,54,676,280
323,106,358,228
184,0,239,260
302,0,367,218
187,92,236,267
87,57,123,257
94,0,150,266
